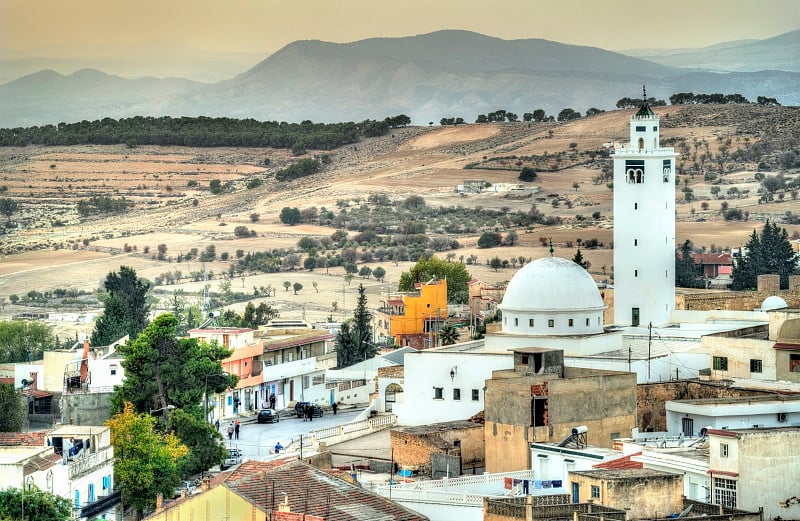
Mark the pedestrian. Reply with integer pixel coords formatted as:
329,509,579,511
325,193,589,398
215,419,220,432
274,441,283,454
332,402,338,415
303,404,309,422
269,394,276,410
234,420,240,440
306,405,313,422
227,422,234,440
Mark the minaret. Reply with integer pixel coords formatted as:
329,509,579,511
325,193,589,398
612,87,677,327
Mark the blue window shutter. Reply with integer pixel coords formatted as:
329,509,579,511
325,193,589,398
89,483,95,502
74,490,80,508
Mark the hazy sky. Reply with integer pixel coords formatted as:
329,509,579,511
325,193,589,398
2,0,798,55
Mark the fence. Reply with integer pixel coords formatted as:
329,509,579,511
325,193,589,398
287,413,397,454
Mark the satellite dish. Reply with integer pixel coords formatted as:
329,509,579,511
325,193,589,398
20,379,31,387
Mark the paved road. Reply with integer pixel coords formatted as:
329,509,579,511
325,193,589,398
221,407,364,461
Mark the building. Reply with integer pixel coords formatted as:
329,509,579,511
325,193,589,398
390,420,485,478
146,458,429,521
484,347,637,472
0,426,119,521
568,468,683,519
376,278,448,349
666,395,800,435
468,279,505,319
612,94,677,327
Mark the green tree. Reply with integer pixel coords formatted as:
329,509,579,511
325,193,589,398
478,231,502,248
111,314,236,415
0,320,54,363
334,284,377,368
279,207,301,225
283,280,291,292
209,179,223,194
439,324,460,346
91,266,151,347
0,383,25,432
572,248,590,270
293,282,303,294
675,240,702,288
170,408,227,478
106,402,189,518
490,257,502,271
0,198,18,223
373,266,386,281
241,302,278,329
398,256,472,304
732,220,798,290
519,167,537,182
0,486,72,521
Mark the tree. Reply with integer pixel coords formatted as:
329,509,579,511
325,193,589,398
0,198,18,223
557,108,581,121
111,314,236,415
209,179,223,194
675,240,702,288
293,282,303,294
0,320,54,363
519,167,537,182
0,486,72,521
335,284,377,368
312,281,319,293
731,220,798,290
373,266,386,281
572,248,590,270
478,231,502,248
0,383,25,432
279,207,301,225
283,281,291,292
398,256,472,304
241,302,278,329
439,324,460,346
91,266,150,347
170,408,226,479
572,182,580,192
489,257,502,271
358,266,372,279
106,402,189,517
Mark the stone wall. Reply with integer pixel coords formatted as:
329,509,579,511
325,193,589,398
636,381,781,431
676,287,800,311
390,421,483,477
61,391,115,426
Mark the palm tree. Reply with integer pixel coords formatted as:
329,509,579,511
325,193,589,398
439,324,460,346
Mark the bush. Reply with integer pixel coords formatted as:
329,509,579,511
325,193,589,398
234,226,251,238
478,231,502,249
275,158,322,182
519,167,537,182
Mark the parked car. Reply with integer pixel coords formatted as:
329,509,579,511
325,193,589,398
257,408,280,424
294,401,323,418
173,480,196,498
221,447,242,470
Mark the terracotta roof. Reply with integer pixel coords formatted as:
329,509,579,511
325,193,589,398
593,452,643,470
706,428,738,438
773,342,800,351
225,459,428,521
691,253,732,265
0,431,48,446
22,388,52,399
23,452,62,474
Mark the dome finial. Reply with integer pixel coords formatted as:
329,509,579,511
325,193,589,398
549,238,554,256
643,84,647,101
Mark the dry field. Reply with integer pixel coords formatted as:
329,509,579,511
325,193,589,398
1,105,798,337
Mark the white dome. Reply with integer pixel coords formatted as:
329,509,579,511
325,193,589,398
498,256,606,336
761,295,788,311
500,256,605,312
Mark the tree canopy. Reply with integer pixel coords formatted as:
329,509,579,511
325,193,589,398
0,486,72,521
0,320,54,363
731,220,797,290
91,266,151,347
335,284,377,368
675,240,703,288
0,383,25,432
105,402,189,517
398,256,472,304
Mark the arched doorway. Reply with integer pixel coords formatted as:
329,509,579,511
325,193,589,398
385,383,404,412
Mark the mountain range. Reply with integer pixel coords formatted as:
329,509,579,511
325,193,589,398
1,29,798,128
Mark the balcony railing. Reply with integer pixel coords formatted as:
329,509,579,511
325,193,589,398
80,490,121,519
68,445,114,480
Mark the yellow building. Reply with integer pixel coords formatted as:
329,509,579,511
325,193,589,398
377,279,448,349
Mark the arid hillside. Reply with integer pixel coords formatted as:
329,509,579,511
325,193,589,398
1,104,798,333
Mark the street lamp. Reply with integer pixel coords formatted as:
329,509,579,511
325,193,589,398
204,373,228,423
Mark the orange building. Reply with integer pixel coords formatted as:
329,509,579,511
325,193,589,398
376,278,448,349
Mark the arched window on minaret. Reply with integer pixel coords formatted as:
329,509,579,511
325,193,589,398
638,137,644,151
654,137,657,148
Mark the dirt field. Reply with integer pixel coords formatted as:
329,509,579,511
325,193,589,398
1,106,798,337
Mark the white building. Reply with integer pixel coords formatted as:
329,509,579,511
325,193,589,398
666,395,800,435
0,426,118,520
612,95,677,327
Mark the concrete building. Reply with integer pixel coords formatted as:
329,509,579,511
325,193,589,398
666,395,800,434
0,426,119,520
376,278,448,349
484,348,637,472
612,95,677,327
391,420,485,478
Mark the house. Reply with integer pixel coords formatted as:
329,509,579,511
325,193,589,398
390,420,485,478
468,279,505,319
145,458,429,521
692,252,733,280
665,395,800,435
375,278,448,349
0,426,119,521
484,347,637,472
568,468,683,518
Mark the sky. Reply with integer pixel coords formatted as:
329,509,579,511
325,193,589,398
2,0,798,57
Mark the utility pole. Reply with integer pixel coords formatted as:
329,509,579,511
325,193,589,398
647,322,653,382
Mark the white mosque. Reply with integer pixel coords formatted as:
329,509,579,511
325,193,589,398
387,95,777,427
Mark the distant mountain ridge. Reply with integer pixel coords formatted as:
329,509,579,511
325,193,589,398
1,30,798,128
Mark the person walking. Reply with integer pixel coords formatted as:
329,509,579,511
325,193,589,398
215,419,220,432
332,402,338,415
234,419,240,440
227,422,234,440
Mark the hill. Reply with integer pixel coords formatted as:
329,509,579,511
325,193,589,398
1,30,798,128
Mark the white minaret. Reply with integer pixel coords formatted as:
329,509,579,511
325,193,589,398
613,88,677,327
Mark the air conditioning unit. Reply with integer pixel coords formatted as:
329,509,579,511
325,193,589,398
777,413,788,423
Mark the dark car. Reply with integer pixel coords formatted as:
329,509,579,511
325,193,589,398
294,401,323,418
257,408,280,424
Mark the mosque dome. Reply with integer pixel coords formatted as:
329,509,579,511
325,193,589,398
761,295,788,311
498,256,605,336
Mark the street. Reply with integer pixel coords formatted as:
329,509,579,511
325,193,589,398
220,407,364,461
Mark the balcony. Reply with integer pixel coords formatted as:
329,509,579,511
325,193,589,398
262,357,316,382
80,490,121,519
68,445,114,480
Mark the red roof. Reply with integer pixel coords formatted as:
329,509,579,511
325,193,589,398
593,452,643,470
691,253,732,265
706,428,738,438
774,342,800,351
0,431,48,446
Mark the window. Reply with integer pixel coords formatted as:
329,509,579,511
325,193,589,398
302,376,310,389
586,318,590,326
110,365,117,376
634,269,638,277
504,316,507,325
713,477,737,507
790,354,800,372
529,318,535,327
634,202,638,209
634,238,638,246
750,359,762,373
591,485,601,499
635,125,646,132
453,388,461,401
713,356,728,371
653,126,658,131
434,387,443,400
682,417,694,437
548,319,554,328
720,443,729,457
472,389,480,401
521,354,529,364
514,318,519,327
568,319,574,327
